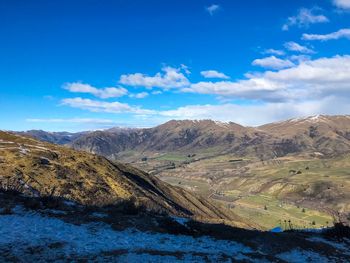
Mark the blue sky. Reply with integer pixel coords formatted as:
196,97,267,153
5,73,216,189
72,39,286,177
1,0,350,131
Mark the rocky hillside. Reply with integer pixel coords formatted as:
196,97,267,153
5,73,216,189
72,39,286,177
0,131,247,226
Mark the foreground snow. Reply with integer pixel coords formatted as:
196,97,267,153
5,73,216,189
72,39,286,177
0,206,252,262
0,206,349,262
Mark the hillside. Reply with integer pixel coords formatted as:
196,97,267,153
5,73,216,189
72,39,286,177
66,115,350,161
258,115,350,157
1,190,349,262
20,115,350,161
0,131,247,226
15,116,350,228
69,119,270,160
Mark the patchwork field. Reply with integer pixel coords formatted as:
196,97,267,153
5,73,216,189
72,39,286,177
128,152,350,230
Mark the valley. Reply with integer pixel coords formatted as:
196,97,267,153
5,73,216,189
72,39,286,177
25,114,349,230
126,151,345,230
2,115,350,261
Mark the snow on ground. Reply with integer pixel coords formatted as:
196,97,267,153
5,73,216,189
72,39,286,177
0,139,15,144
0,206,252,261
19,146,30,155
24,144,50,151
172,216,189,226
276,249,329,263
306,237,350,255
1,205,348,262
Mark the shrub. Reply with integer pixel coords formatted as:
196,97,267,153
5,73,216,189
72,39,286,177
324,222,350,240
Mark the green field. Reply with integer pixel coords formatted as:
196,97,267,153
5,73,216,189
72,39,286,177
131,151,350,230
231,194,333,230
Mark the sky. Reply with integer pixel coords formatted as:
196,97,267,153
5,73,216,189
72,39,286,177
1,0,350,131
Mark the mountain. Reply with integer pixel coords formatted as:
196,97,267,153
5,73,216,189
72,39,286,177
70,119,271,160
0,130,247,225
258,115,350,157
68,115,350,161
17,130,88,145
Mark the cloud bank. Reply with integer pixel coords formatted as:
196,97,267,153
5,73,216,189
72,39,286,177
303,28,350,41
282,8,329,31
64,83,128,99
200,70,230,79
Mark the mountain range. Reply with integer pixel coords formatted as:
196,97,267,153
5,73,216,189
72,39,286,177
19,115,350,161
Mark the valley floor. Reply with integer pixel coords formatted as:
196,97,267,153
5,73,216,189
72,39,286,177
131,152,350,230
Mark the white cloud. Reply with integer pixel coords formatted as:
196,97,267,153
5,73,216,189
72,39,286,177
60,98,350,127
119,66,190,89
284,41,315,54
129,92,149,99
333,0,350,9
184,79,290,102
252,56,295,70
206,4,220,15
63,82,128,99
183,56,350,102
289,55,311,63
26,118,115,124
180,64,191,75
302,28,350,41
158,98,346,126
59,56,350,126
282,8,329,31
263,49,285,56
61,97,155,115
200,70,230,79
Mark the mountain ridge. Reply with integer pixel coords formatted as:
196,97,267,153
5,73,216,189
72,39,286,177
16,114,350,160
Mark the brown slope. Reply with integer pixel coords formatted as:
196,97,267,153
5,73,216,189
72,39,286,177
0,131,247,225
258,115,350,156
70,119,267,159
20,115,350,162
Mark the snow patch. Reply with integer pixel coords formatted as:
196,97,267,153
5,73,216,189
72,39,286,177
307,237,350,254
19,146,30,155
92,212,108,218
0,139,14,144
172,216,189,226
0,207,253,260
277,249,328,263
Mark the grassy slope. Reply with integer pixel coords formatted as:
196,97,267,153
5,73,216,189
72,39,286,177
0,131,251,228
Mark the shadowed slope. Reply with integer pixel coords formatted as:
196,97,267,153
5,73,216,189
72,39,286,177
0,131,248,226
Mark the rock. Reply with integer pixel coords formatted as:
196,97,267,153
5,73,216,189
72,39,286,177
39,157,50,165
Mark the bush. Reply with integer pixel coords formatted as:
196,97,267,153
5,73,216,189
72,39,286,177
23,198,42,210
40,195,62,209
1,206,13,215
324,222,350,240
